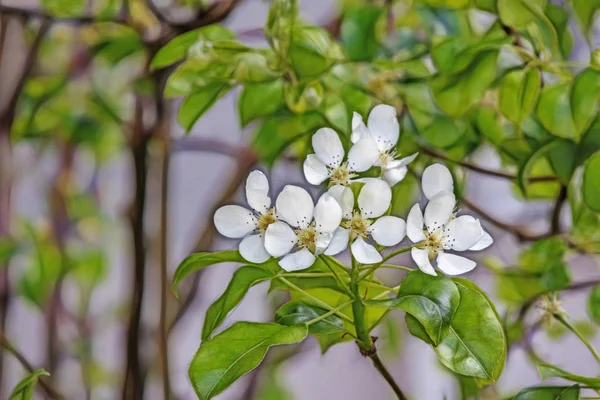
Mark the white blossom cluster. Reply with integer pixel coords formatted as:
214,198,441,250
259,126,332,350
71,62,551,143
214,105,492,275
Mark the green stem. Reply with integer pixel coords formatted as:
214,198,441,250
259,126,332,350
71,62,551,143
358,245,415,282
554,313,600,364
350,258,373,351
320,255,355,297
378,264,414,272
282,272,335,278
277,277,354,324
305,300,354,326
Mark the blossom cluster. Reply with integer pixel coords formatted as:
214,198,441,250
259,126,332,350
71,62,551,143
214,105,493,275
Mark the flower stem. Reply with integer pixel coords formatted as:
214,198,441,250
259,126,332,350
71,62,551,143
320,254,355,297
305,300,354,326
358,245,415,282
554,313,600,364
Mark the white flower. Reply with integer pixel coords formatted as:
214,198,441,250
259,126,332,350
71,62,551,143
350,104,418,186
264,185,342,272
325,179,406,264
406,164,493,276
213,170,276,263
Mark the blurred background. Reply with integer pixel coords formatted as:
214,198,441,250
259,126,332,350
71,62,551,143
1,0,600,399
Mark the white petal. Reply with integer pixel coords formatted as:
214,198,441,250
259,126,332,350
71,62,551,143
367,104,399,152
358,179,392,218
327,185,355,219
347,138,380,172
383,166,408,186
315,231,333,255
436,252,476,275
351,237,383,264
279,248,316,272
303,154,330,185
239,234,270,263
312,127,344,168
324,227,349,256
351,112,370,144
424,192,456,233
444,215,484,252
386,152,419,169
264,221,297,257
246,170,271,213
370,216,406,247
422,163,454,200
469,231,493,251
276,185,314,229
314,193,343,233
214,205,257,238
411,247,436,276
407,204,426,243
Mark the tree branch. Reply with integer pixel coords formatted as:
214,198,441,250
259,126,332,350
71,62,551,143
0,5,128,26
550,185,567,235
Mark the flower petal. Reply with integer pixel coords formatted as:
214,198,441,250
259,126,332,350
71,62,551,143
424,191,456,233
382,166,408,186
351,112,370,144
351,237,383,264
239,234,271,263
436,252,476,275
411,247,436,276
314,193,343,233
324,227,349,256
279,248,316,272
315,231,333,255
469,231,493,251
303,154,330,185
422,163,454,200
370,216,406,246
444,215,484,251
246,170,271,213
264,221,297,257
312,127,344,168
358,179,392,218
367,104,399,152
214,205,257,238
407,203,426,243
347,138,380,172
327,185,354,219
386,152,419,169
276,185,314,229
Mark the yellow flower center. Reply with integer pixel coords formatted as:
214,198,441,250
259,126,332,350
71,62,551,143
342,211,372,241
257,208,277,234
329,162,357,187
296,223,318,253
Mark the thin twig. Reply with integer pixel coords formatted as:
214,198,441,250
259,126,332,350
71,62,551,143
550,185,567,235
369,352,407,400
0,5,128,25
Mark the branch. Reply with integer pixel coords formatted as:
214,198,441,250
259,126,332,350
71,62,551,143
0,5,128,26
550,185,567,235
368,351,407,400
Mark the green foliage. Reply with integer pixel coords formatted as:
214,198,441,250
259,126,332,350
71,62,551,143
513,385,579,400
588,286,600,324
188,322,307,400
583,152,600,212
537,363,600,386
275,300,344,334
499,68,541,125
9,369,49,400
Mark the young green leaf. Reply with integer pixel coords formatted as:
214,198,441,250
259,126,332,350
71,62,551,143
499,68,541,125
288,26,343,78
517,140,561,195
365,271,460,345
498,0,547,28
513,385,579,400
340,5,383,62
178,83,231,132
587,285,600,324
9,369,49,400
202,266,275,339
583,152,600,212
239,80,285,127
275,299,344,334
537,363,600,386
189,322,307,400
172,251,248,298
571,0,600,35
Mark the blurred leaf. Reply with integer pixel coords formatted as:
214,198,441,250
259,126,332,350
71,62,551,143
41,0,85,16
583,152,600,212
538,363,600,386
284,80,324,113
265,0,298,59
9,369,49,400
178,83,231,132
517,140,561,195
275,299,344,334
571,0,600,35
513,385,579,400
420,0,470,7
239,80,285,127
341,5,383,62
473,107,506,145
544,3,573,59
499,68,541,125
289,26,343,78
366,271,460,345
189,322,307,400
172,251,249,298
203,266,275,339
588,285,600,324
498,0,547,28
0,238,18,266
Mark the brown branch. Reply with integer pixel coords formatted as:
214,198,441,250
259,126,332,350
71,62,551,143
0,5,128,26
369,351,407,400
420,146,556,183
0,329,65,399
550,185,567,235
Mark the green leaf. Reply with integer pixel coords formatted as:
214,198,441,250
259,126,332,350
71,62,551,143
365,271,460,345
571,69,600,138
431,50,498,117
536,83,576,141
517,140,562,195
499,68,541,125
538,363,600,386
0,237,18,265
151,26,235,69
588,285,600,324
571,0,600,35
410,279,506,382
341,5,383,62
202,266,275,339
239,80,285,127
583,152,600,212
275,299,344,334
178,83,231,132
513,385,580,400
288,26,343,78
420,0,470,7
9,369,49,400
498,0,547,28
265,0,297,59
189,322,307,400
172,251,248,298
